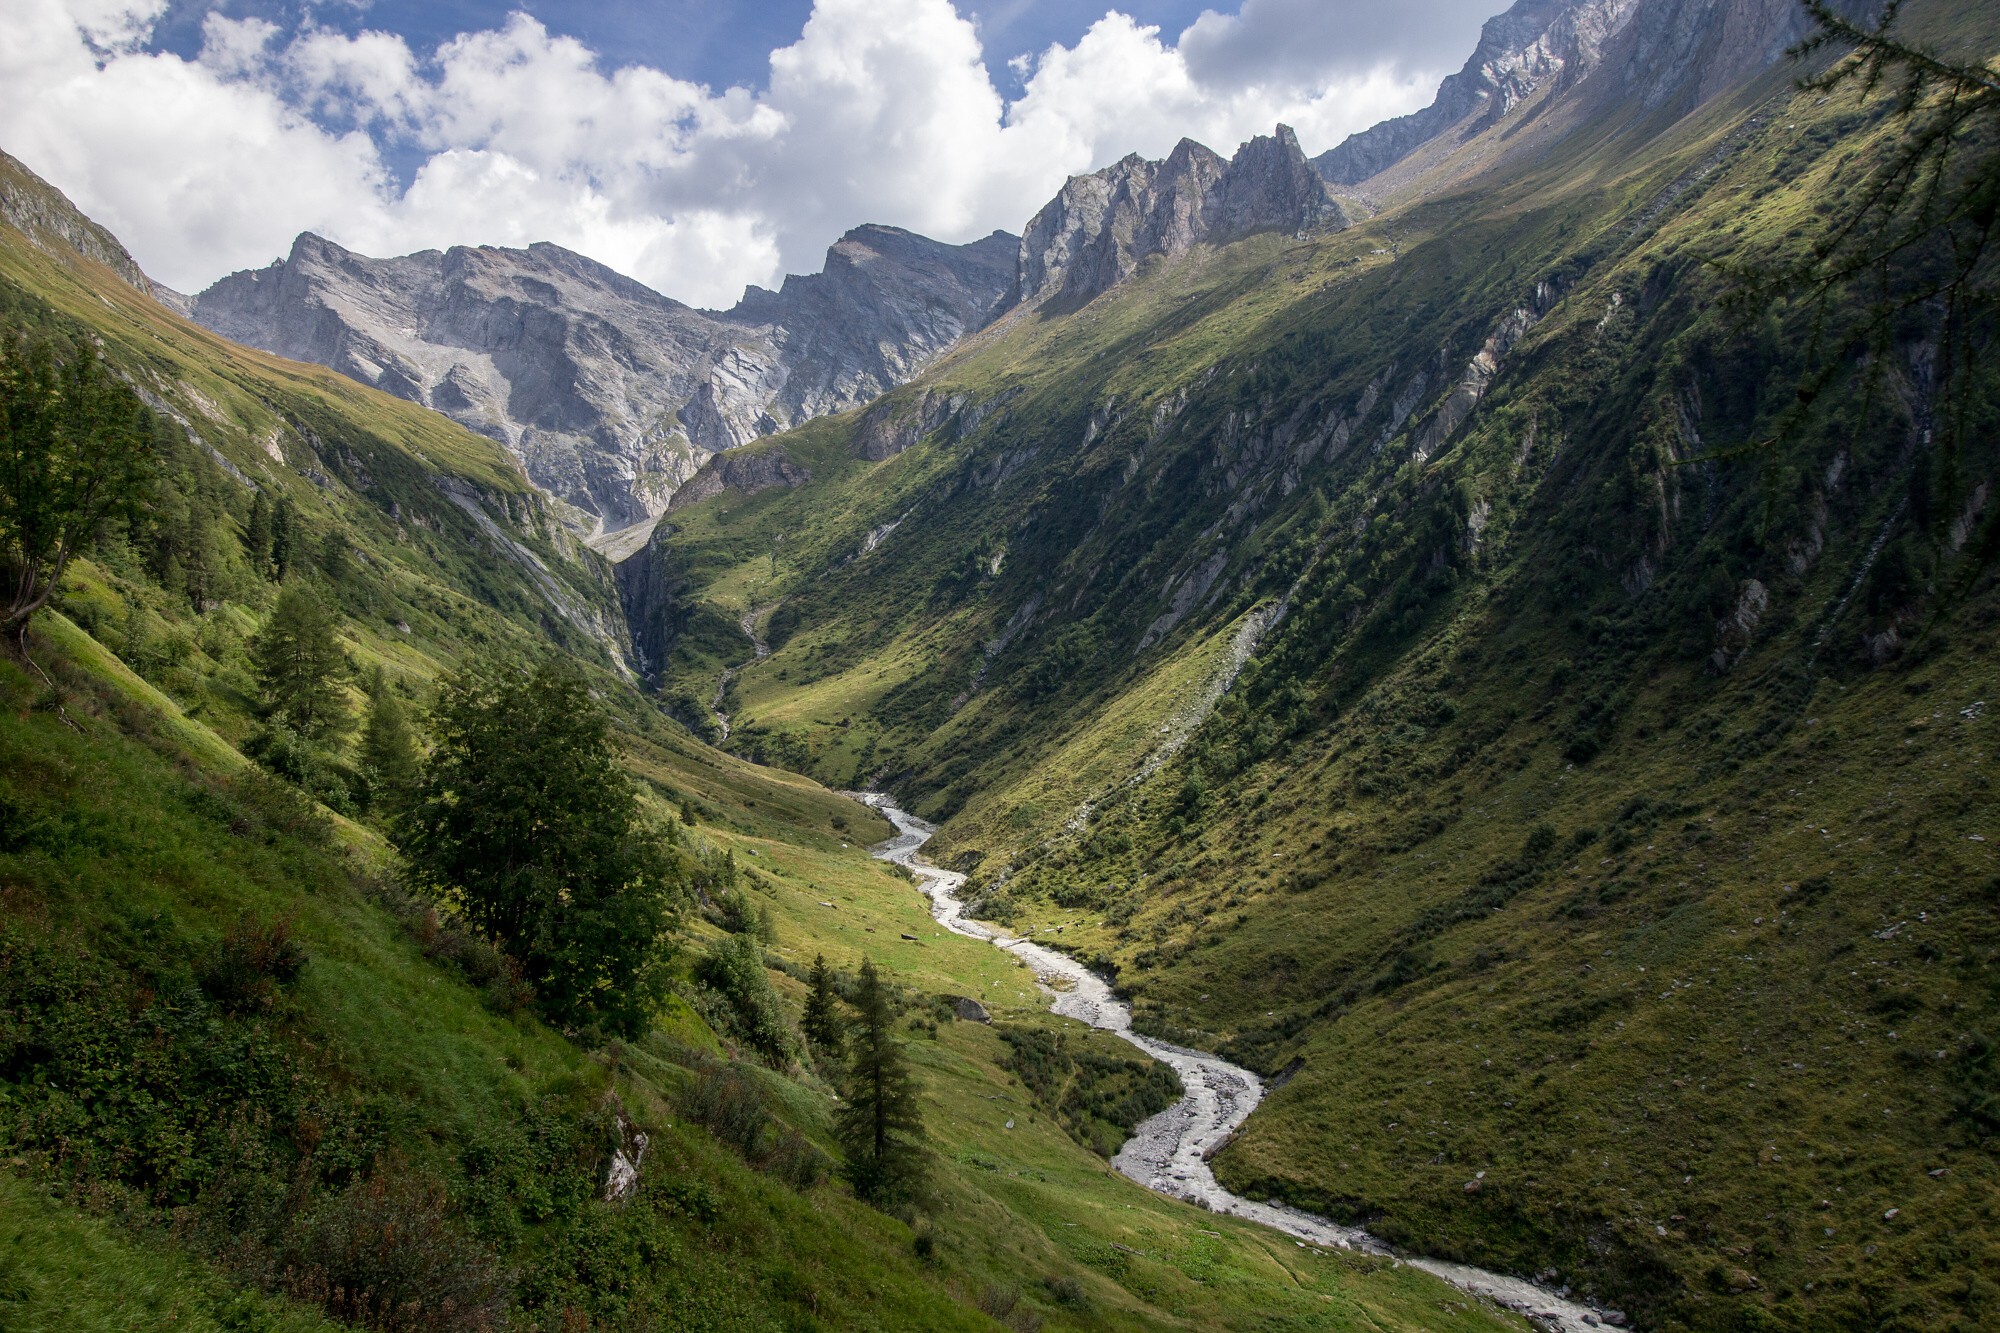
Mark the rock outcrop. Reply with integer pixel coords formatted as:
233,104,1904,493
664,447,809,514
189,226,1015,542
1017,126,1349,308
1311,0,1869,192
1312,0,1641,186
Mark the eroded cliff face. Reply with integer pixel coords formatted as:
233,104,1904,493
1311,0,1873,194
1313,0,1641,187
1016,126,1349,308
189,226,1016,542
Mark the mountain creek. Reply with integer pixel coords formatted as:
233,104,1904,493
861,795,1620,1333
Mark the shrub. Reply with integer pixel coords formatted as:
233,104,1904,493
199,911,308,1014
277,1165,511,1333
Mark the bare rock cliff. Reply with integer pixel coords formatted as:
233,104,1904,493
1313,0,1641,187
1017,126,1349,308
189,226,1015,542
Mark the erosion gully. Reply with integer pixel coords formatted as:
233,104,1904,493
860,795,1618,1333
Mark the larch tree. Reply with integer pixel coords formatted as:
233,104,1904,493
249,582,350,742
836,958,926,1208
802,953,844,1059
0,334,154,644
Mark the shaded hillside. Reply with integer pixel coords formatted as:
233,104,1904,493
625,2,2000,1327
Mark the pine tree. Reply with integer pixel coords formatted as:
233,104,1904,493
360,670,421,814
836,958,925,1207
1,334,155,641
802,953,844,1058
244,492,273,574
250,583,349,741
269,496,296,580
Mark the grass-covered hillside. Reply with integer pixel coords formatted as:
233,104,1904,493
623,5,2000,1329
0,155,1535,1331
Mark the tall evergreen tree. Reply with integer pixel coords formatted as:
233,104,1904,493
269,496,296,580
836,958,925,1207
359,671,421,815
244,492,273,574
802,953,844,1058
250,583,349,742
0,333,155,641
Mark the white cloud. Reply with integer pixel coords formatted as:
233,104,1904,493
0,0,1464,305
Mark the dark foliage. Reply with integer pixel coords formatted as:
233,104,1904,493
836,959,927,1207
399,663,682,1037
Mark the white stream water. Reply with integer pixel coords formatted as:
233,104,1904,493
859,794,1620,1333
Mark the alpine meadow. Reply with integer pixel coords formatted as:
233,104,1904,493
1,2,1997,1332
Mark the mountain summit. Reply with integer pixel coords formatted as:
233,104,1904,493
189,226,1016,545
1017,125,1348,307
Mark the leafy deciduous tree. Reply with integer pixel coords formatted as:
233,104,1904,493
399,663,680,1036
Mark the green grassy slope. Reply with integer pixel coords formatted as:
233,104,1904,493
625,9,2000,1329
0,617,1527,1333
0,155,1530,1332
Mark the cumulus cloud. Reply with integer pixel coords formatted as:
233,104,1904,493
0,0,1475,305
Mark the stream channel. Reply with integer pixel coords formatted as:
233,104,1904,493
859,794,1618,1333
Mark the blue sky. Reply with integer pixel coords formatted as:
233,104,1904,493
143,1,1225,99
9,0,1503,302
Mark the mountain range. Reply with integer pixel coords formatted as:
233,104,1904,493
3,0,1997,1330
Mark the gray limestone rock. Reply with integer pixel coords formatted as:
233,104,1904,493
664,447,810,514
1016,126,1348,308
1312,0,1641,186
189,226,1015,543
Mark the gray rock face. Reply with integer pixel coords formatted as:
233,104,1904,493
664,446,809,514
1018,126,1349,307
1313,0,1641,186
1590,0,1827,115
189,226,1015,541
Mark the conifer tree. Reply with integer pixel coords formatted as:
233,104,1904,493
250,582,349,741
1,334,154,641
269,496,296,580
359,671,421,814
836,958,926,1207
244,492,273,574
802,953,843,1058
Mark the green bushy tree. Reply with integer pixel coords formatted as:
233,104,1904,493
250,583,350,742
399,663,681,1036
696,931,795,1066
0,333,155,642
836,959,926,1208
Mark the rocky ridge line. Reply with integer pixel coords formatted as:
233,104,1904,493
1018,125,1349,308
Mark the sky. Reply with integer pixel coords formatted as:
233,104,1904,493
2,0,1505,308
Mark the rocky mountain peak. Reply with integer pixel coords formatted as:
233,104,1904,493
1016,124,1348,308
1313,0,1641,187
189,224,1016,547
